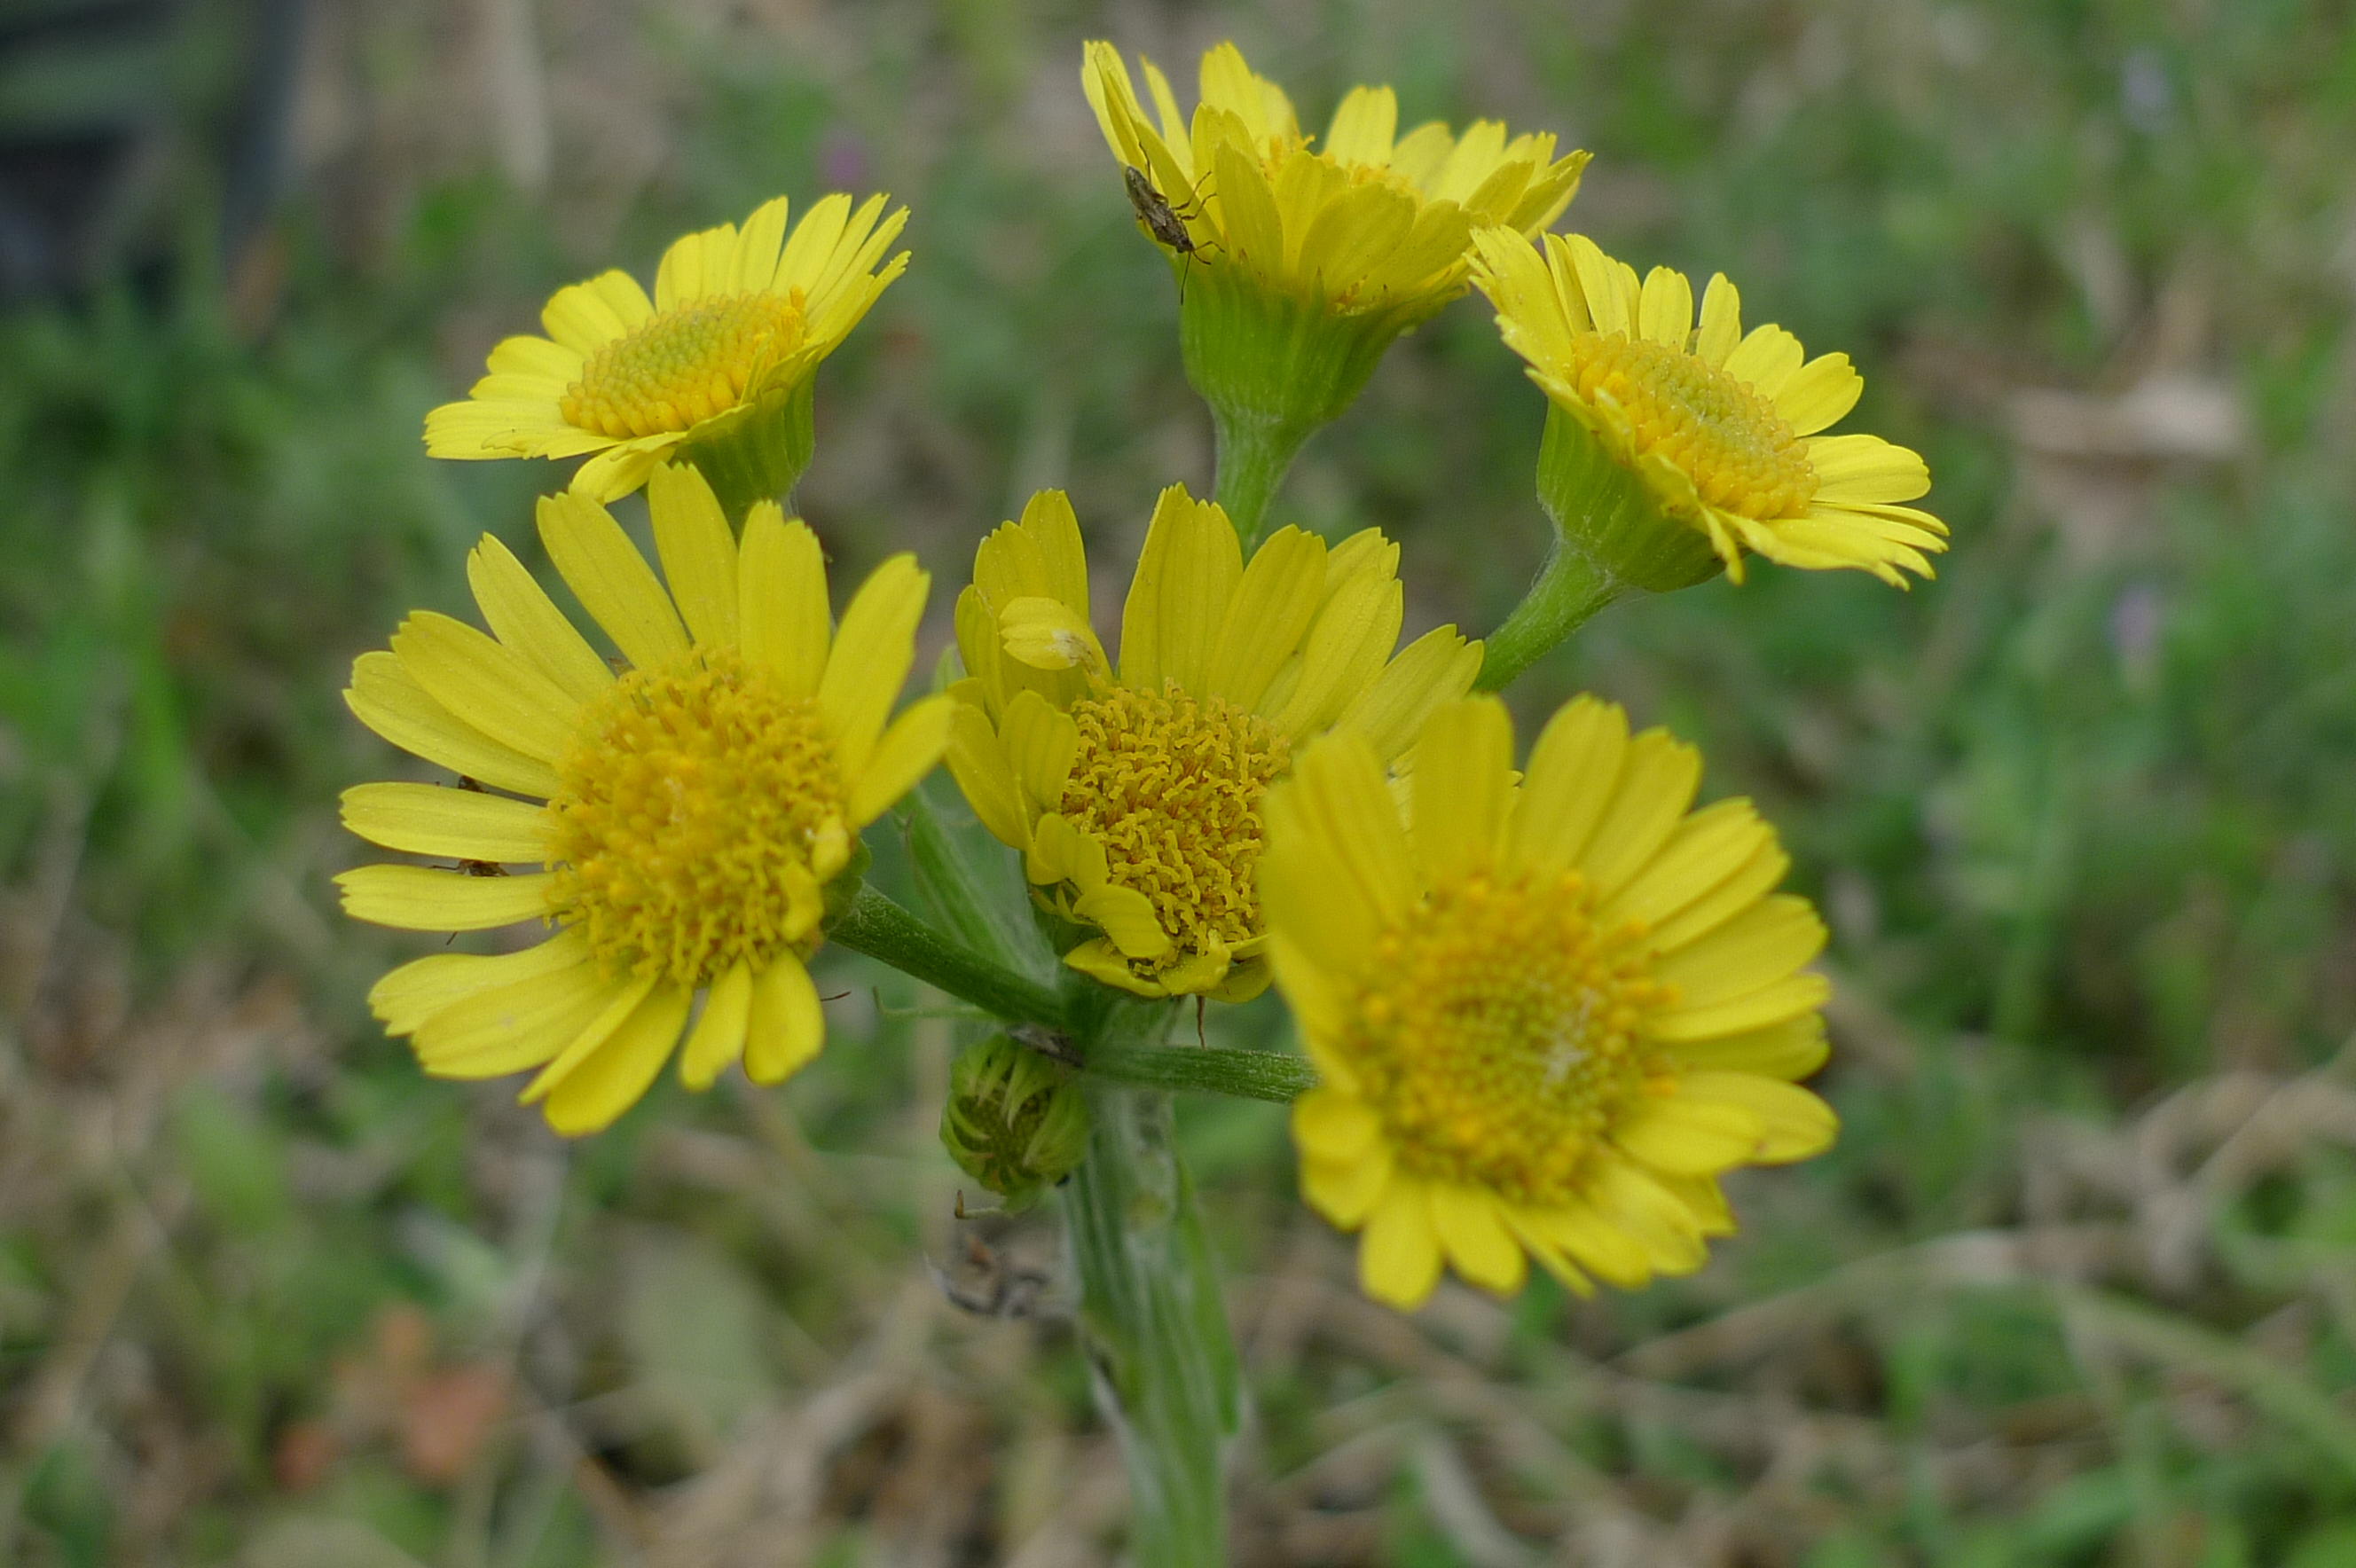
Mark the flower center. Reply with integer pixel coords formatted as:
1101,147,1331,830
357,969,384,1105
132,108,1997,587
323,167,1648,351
1346,867,1675,1205
1059,679,1291,969
559,291,806,440
1565,332,1818,520
544,647,843,987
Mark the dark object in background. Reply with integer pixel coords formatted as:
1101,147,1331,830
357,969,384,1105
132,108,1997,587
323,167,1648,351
0,0,300,304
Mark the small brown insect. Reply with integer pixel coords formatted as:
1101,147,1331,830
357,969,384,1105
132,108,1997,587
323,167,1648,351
454,775,487,794
1122,164,1218,300
456,859,508,878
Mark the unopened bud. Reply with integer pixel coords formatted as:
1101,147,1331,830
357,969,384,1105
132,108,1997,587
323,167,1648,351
938,1036,1090,1211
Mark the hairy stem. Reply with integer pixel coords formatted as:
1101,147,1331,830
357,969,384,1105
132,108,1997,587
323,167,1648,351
827,884,1065,1028
1474,542,1623,692
1087,1041,1317,1103
1065,1063,1240,1566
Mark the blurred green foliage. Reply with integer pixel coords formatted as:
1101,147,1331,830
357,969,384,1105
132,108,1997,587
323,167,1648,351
4,0,2356,1563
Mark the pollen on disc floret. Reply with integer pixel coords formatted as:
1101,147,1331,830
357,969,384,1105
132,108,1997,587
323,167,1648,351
1347,865,1676,1207
559,291,809,440
544,644,844,987
1060,678,1292,979
1567,332,1818,520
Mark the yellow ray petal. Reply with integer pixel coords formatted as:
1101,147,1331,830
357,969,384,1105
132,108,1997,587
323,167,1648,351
744,951,825,1084
1611,1095,1764,1175
846,694,954,827
1001,689,1080,817
536,491,691,670
1575,730,1701,899
1667,1015,1829,1081
540,273,637,354
1600,798,1770,932
467,534,613,705
1637,265,1694,347
1506,695,1628,875
1724,323,1805,397
345,652,561,799
1205,527,1325,710
1409,698,1513,885
341,782,551,864
647,464,740,648
1325,83,1398,166
1120,484,1243,694
1301,1145,1393,1228
679,961,754,1090
412,960,616,1079
368,927,591,1035
1773,353,1865,435
1652,894,1826,1010
391,611,579,764
1292,1086,1381,1161
1332,624,1483,763
1676,1072,1838,1162
1695,273,1742,367
945,702,1028,849
542,982,693,1136
732,196,790,294
337,865,559,932
1432,1184,1526,1294
819,554,928,779
1647,833,1790,953
738,506,831,699
1359,1177,1441,1308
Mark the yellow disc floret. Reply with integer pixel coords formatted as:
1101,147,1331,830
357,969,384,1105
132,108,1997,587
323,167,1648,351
1347,866,1674,1207
545,645,844,986
1060,678,1291,976
1566,332,1817,520
559,291,808,440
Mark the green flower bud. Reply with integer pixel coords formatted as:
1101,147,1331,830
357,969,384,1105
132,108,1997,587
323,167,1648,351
939,1036,1090,1211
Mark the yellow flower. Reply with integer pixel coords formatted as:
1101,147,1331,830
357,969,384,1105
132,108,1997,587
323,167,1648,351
1472,229,1946,587
424,194,909,506
944,485,1482,1002
336,463,949,1136
1260,695,1838,1310
1083,40,1585,325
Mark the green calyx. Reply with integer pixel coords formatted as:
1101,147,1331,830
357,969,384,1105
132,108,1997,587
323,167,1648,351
940,1035,1091,1210
1478,403,1725,690
677,374,817,525
1179,260,1435,545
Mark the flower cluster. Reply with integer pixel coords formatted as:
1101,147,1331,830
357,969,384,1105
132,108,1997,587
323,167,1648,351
339,39,1942,1329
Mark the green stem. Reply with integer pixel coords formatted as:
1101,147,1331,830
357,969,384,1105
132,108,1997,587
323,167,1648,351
1065,1065,1239,1566
1474,542,1623,692
1208,406,1311,549
1088,1042,1316,1104
827,885,1065,1028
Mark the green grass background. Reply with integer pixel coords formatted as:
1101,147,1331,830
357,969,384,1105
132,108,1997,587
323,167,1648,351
4,0,2356,1563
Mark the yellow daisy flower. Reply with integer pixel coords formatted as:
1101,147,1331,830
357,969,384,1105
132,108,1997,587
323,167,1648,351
1083,40,1585,327
424,193,909,507
1470,229,1946,587
944,485,1482,1002
1260,695,1839,1310
336,463,950,1136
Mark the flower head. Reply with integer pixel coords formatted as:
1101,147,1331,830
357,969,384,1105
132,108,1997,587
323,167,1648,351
944,486,1481,1001
425,194,909,507
1084,41,1584,325
1261,695,1838,1310
337,463,948,1135
1472,229,1945,586
1082,43,1588,483
939,1036,1092,1211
